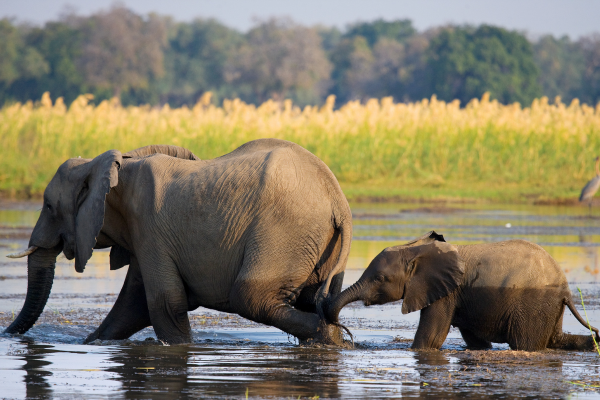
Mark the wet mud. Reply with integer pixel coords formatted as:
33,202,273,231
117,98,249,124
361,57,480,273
1,202,600,399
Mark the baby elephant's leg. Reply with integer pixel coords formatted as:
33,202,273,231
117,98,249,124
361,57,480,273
506,291,566,351
412,295,455,350
548,306,598,351
549,333,598,350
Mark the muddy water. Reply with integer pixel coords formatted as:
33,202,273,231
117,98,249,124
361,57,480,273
1,201,600,399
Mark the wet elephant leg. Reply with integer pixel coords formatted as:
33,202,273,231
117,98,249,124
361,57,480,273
459,327,492,350
230,255,342,344
507,294,564,351
328,272,345,298
412,295,455,350
141,256,192,345
548,310,598,351
85,256,151,343
549,332,598,350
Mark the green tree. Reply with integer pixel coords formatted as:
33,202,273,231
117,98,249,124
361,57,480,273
0,19,50,104
328,35,372,102
156,18,244,106
328,19,426,103
78,6,167,99
22,20,86,104
345,19,416,46
579,34,600,106
0,19,21,87
427,25,541,105
533,35,584,103
225,18,332,105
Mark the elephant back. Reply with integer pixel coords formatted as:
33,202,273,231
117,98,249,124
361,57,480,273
458,240,567,289
123,145,200,161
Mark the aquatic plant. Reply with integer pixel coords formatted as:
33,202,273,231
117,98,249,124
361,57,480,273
1,92,599,201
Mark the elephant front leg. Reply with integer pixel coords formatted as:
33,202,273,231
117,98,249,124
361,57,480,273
85,256,151,343
412,295,455,350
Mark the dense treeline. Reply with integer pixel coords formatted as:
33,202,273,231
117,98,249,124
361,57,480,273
1,5,600,107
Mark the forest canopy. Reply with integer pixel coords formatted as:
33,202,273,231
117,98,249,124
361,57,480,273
1,5,599,107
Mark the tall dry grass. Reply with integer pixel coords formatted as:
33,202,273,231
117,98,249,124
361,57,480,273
1,92,599,200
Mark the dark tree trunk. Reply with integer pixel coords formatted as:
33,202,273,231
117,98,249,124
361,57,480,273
5,247,60,334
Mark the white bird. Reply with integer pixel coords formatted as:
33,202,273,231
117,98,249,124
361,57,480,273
579,156,600,215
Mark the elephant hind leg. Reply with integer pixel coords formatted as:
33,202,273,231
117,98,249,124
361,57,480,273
548,333,598,350
84,256,151,343
459,327,492,350
506,299,559,351
230,254,344,344
547,306,598,351
231,284,341,344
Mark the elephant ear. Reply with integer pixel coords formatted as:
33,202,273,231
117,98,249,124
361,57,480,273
402,230,446,247
401,241,464,314
75,150,122,273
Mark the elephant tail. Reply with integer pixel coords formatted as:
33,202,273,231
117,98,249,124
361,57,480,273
565,297,600,341
316,216,352,311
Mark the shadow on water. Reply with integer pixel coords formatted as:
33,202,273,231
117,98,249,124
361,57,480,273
1,201,600,398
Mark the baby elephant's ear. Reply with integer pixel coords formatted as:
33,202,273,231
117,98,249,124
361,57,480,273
401,241,464,314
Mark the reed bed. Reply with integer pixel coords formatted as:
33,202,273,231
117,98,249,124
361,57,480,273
1,92,599,201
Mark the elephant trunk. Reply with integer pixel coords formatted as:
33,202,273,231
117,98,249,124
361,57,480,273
5,247,60,334
325,279,366,324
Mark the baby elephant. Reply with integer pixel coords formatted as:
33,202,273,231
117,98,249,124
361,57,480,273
325,231,600,351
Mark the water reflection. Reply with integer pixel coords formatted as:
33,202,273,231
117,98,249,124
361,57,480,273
21,342,54,399
108,345,191,399
1,336,600,398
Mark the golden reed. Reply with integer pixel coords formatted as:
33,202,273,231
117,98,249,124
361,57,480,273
1,92,599,200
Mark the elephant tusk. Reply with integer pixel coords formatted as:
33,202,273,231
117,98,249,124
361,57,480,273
6,246,39,258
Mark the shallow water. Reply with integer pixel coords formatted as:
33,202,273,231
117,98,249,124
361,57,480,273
1,200,600,399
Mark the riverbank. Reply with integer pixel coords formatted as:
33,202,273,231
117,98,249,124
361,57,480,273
340,182,597,205
1,183,597,206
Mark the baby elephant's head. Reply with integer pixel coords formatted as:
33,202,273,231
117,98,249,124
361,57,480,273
325,232,464,323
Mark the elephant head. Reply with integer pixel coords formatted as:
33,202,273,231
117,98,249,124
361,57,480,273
5,150,122,334
5,145,199,335
325,231,464,324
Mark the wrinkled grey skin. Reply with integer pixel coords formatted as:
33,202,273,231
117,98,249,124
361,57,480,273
5,139,352,345
326,232,600,351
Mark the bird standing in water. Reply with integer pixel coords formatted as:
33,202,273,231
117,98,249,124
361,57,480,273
579,156,600,215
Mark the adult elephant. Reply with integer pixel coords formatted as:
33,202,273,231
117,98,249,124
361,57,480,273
326,232,599,351
5,139,352,345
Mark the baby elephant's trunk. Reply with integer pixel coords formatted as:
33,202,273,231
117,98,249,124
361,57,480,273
324,279,366,324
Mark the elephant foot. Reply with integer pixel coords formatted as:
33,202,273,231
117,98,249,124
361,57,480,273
84,329,100,344
299,320,352,348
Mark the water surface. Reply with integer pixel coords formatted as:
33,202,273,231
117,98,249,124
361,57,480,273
1,201,600,399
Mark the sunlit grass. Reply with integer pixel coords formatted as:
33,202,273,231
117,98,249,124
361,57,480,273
1,92,599,202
